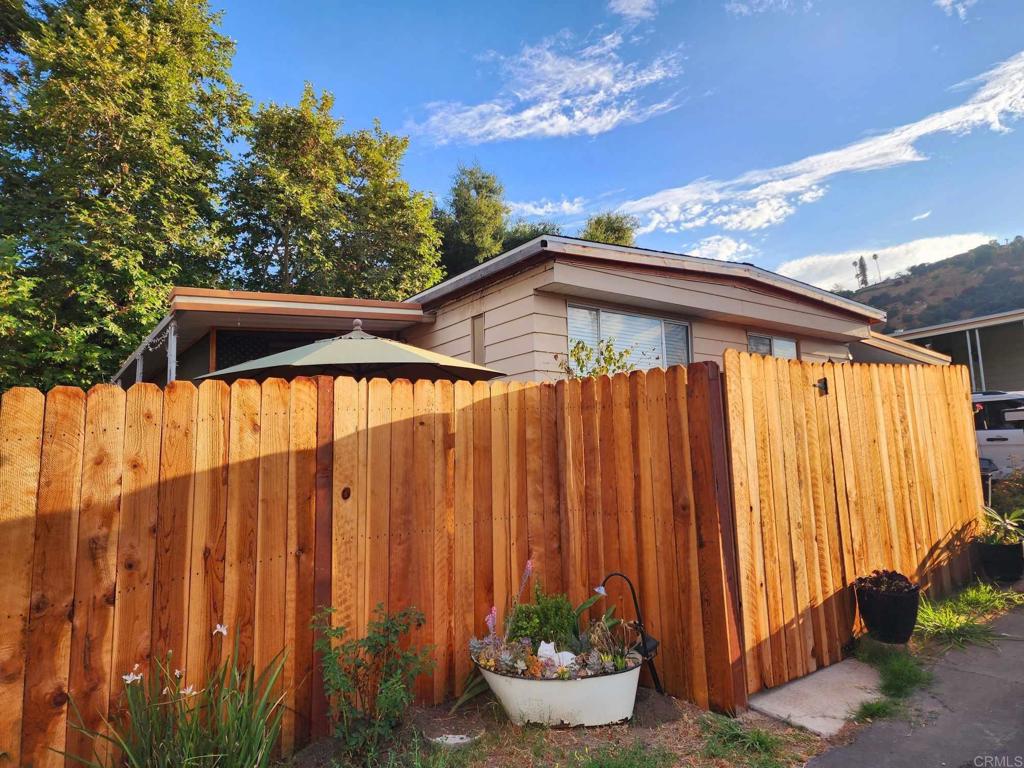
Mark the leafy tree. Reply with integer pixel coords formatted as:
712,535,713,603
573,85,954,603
223,85,350,294
0,0,241,389
558,338,636,379
502,218,561,251
578,212,638,247
334,123,442,301
435,163,508,277
223,85,440,299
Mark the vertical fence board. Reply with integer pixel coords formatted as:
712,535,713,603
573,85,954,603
432,380,455,703
65,385,126,764
311,375,334,738
284,377,317,751
186,380,230,685
388,379,414,623
12,388,66,766
223,380,260,666
153,382,198,665
253,379,289,686
332,377,359,639
411,380,435,701
452,381,474,695
489,382,510,618
110,384,163,710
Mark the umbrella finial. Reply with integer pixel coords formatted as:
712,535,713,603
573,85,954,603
352,318,363,332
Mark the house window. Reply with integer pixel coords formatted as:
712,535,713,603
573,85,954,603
748,333,798,359
471,314,485,364
567,305,690,370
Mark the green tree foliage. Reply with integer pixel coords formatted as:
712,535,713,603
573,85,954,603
435,163,509,277
502,218,561,251
578,212,638,247
558,338,636,379
0,0,241,389
223,84,440,300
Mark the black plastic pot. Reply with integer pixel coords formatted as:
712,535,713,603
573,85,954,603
855,584,920,644
974,541,1024,583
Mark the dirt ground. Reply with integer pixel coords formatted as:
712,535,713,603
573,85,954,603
287,687,829,767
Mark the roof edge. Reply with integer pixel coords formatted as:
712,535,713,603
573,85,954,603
408,235,886,321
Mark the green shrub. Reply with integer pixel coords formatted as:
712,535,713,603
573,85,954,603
506,583,578,650
315,604,433,764
65,645,285,768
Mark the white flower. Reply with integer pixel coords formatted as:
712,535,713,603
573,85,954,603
122,671,143,685
174,668,184,679
161,687,169,695
181,684,196,696
594,585,607,596
213,623,228,637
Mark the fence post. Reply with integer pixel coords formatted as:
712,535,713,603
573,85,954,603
687,362,748,714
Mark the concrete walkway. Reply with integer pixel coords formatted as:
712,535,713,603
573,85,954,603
810,608,1024,768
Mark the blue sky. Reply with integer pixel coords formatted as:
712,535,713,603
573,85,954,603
216,0,1024,290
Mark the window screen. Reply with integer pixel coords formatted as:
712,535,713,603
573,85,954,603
773,337,798,359
567,305,690,370
664,322,690,367
748,334,772,356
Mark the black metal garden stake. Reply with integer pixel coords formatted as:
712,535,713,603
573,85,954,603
598,571,664,694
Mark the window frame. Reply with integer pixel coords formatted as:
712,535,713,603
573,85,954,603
747,332,799,360
567,303,692,368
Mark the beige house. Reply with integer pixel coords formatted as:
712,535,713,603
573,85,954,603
116,236,941,386
404,236,887,380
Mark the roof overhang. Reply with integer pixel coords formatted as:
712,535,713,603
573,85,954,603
854,331,952,365
893,307,1024,340
113,287,428,383
408,235,886,323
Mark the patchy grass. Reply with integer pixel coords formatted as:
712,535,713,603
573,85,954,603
855,641,931,699
699,713,799,768
852,699,901,723
915,582,1024,651
569,741,674,768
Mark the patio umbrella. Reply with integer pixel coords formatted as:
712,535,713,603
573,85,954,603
198,319,503,383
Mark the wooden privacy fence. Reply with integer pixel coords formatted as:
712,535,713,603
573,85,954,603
723,351,983,695
0,363,747,766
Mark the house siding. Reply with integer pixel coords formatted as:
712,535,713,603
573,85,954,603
407,255,866,381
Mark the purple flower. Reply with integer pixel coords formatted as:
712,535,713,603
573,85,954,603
485,606,498,636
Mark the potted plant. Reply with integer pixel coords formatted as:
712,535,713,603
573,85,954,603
469,564,643,727
854,570,920,644
974,506,1024,583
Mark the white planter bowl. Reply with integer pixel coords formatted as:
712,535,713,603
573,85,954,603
479,665,641,727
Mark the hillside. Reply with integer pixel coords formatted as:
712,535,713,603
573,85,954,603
846,237,1024,333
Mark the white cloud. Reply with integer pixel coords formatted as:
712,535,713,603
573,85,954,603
775,233,992,290
912,210,932,221
413,31,681,144
608,0,657,21
687,235,759,261
935,0,979,20
725,0,813,15
508,196,587,218
619,50,1024,234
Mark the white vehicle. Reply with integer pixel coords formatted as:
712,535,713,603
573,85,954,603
972,391,1024,478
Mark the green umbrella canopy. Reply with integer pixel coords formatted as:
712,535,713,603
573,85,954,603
199,319,503,383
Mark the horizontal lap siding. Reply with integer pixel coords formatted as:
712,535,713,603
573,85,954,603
723,351,982,694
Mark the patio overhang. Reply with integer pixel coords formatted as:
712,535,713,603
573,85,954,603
113,287,429,385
